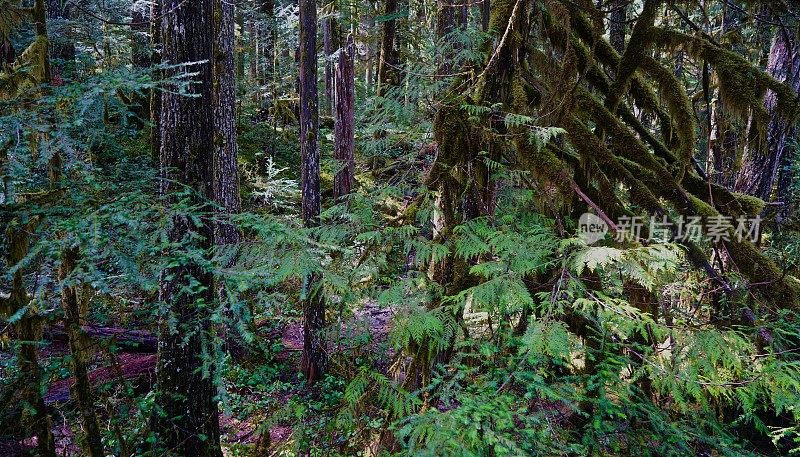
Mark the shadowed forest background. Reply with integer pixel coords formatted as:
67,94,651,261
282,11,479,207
2,0,800,455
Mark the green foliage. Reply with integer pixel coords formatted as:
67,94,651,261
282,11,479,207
2,1,800,456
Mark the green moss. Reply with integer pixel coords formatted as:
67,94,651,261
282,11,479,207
510,74,529,111
567,11,685,166
730,192,765,216
607,0,660,110
639,56,696,173
487,0,512,35
653,28,800,139
725,239,800,307
687,195,716,218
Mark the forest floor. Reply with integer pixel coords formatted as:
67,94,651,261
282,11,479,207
0,300,395,456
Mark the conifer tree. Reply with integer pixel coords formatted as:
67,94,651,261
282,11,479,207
299,0,326,383
152,1,223,454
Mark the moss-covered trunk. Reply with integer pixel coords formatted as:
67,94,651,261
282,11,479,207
59,247,104,457
377,0,401,96
413,0,531,382
4,221,56,457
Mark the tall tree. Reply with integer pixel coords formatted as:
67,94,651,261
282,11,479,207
260,0,276,100
334,34,356,199
4,219,56,457
376,0,400,95
150,0,162,163
130,2,151,125
213,0,241,246
152,0,223,454
299,0,326,383
0,2,56,454
323,10,341,115
213,0,245,359
58,247,104,457
436,0,455,76
709,1,745,188
609,0,626,54
736,24,800,201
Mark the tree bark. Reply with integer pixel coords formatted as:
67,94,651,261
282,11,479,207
609,0,626,54
3,222,56,457
437,0,455,76
334,34,356,199
130,3,151,126
709,0,744,189
33,0,51,84
248,12,259,94
59,247,104,457
213,0,241,246
362,8,375,91
150,0,162,163
47,324,158,353
153,0,223,455
0,5,56,454
213,0,248,359
736,26,800,201
260,0,276,100
323,14,341,115
377,0,400,96
299,0,326,384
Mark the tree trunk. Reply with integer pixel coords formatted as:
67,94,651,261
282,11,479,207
736,26,800,201
299,0,326,384
362,6,376,91
59,247,104,457
248,11,259,100
47,325,158,353
4,222,56,457
609,0,626,54
334,34,356,199
482,0,490,32
153,0,222,455
1,5,56,454
213,0,247,358
130,3,151,126
150,0,161,163
323,13,340,115
213,0,241,246
377,0,400,96
437,0,455,76
260,0,276,100
236,6,246,98
46,0,74,83
33,0,51,84
709,1,744,189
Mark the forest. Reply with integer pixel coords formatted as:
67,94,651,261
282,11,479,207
1,0,800,455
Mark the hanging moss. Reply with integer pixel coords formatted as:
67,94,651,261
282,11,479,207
566,9,684,156
487,0,512,35
653,28,800,136
607,0,661,111
562,113,663,215
725,239,800,306
639,56,696,173
510,74,530,112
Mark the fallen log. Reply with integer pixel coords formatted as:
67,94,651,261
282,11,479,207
46,325,157,353
45,353,156,406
